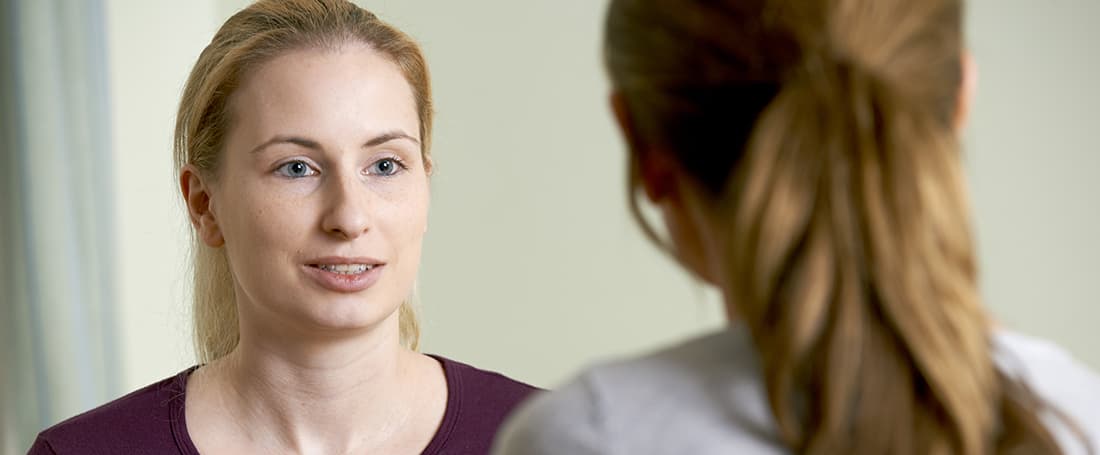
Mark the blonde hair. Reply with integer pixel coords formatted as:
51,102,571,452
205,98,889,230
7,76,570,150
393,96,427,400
174,0,431,363
607,0,1070,453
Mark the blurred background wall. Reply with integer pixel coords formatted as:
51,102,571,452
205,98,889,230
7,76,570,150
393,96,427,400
2,0,119,452
2,0,1097,452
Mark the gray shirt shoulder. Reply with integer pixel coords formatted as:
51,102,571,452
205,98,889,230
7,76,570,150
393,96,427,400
493,327,1100,455
494,327,786,455
995,331,1100,454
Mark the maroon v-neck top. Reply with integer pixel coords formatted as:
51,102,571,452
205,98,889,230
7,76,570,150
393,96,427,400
28,355,539,454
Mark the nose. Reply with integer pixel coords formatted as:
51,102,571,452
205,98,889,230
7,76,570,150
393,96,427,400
320,171,372,240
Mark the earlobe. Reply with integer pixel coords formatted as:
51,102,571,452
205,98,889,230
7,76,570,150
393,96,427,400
179,166,224,247
200,208,225,248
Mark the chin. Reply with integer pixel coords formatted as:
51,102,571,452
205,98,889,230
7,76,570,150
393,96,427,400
299,294,402,333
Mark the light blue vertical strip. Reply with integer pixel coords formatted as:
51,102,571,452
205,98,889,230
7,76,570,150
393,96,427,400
4,0,117,446
84,0,121,400
4,0,120,441
48,0,97,412
7,0,53,432
43,0,92,413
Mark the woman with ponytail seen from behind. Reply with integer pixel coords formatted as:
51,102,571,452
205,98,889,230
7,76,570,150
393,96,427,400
494,0,1100,453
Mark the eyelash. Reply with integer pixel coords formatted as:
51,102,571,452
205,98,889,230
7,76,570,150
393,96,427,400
275,160,318,178
273,156,409,179
368,156,409,176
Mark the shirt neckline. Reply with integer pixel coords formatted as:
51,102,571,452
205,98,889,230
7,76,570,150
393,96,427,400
167,354,461,455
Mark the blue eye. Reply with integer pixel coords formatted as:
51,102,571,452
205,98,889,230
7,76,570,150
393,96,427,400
277,160,317,178
369,158,404,176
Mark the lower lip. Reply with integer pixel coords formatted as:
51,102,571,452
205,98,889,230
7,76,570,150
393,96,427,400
302,265,384,293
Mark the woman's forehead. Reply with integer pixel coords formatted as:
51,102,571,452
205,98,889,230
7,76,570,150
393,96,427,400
228,44,420,144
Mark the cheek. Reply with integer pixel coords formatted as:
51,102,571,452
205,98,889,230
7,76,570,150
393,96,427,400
379,181,430,265
389,188,430,246
231,197,278,240
377,174,430,230
218,180,310,263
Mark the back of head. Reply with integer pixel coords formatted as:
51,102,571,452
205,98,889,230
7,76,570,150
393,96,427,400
605,0,1065,453
174,0,432,363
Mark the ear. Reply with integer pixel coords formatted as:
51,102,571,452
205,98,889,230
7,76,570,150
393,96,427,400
611,91,676,203
180,165,225,247
955,51,978,131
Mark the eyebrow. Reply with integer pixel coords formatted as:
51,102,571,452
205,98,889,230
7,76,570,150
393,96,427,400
249,130,420,154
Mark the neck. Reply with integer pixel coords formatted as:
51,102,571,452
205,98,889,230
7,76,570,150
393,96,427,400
201,315,433,454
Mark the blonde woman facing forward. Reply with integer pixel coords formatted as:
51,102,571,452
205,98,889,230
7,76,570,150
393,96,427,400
31,1,536,454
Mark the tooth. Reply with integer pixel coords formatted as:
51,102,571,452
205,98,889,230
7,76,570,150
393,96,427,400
318,264,371,274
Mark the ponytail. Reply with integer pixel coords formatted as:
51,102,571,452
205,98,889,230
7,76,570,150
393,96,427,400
720,52,1063,454
607,0,1077,451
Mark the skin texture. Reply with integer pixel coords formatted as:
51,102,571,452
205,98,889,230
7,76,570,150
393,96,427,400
179,42,446,454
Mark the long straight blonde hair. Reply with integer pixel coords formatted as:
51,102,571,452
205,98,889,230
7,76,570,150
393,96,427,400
607,0,1070,453
174,0,431,363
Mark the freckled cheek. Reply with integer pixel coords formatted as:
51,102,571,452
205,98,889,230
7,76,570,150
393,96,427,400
242,191,315,245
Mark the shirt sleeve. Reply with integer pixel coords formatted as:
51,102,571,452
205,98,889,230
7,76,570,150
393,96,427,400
491,373,609,455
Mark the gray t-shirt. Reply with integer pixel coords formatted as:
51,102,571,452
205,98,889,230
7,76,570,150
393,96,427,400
493,326,1100,454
